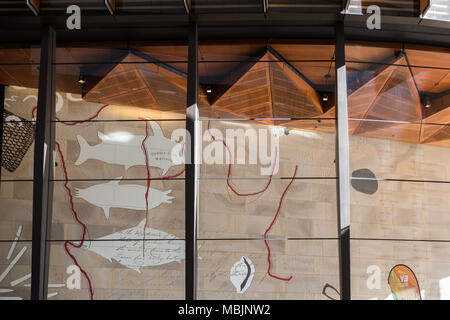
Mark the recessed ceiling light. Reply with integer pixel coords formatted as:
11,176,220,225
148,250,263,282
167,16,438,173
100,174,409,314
424,96,432,108
78,74,86,85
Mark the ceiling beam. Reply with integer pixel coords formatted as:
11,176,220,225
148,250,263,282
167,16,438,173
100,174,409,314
26,0,39,16
129,48,188,78
206,47,268,105
105,0,116,15
266,45,317,90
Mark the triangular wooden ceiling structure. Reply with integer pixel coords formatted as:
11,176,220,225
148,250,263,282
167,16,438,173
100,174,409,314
326,53,450,146
420,95,450,147
207,48,325,125
81,51,218,114
347,54,422,140
75,46,450,148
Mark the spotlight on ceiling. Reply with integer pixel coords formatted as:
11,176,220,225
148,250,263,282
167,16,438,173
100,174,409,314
78,74,86,85
206,86,212,94
424,96,432,108
322,93,328,102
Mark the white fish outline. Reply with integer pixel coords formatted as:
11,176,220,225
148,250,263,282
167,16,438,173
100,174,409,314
75,120,184,175
230,256,255,293
84,220,184,272
74,176,175,219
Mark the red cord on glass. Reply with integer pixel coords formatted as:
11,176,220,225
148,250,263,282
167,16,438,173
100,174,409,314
263,165,298,281
32,104,109,124
55,141,94,299
140,120,151,257
206,120,277,196
32,104,109,300
138,118,186,256
207,120,295,281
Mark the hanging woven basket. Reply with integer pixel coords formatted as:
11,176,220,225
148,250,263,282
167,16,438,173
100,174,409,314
2,109,35,172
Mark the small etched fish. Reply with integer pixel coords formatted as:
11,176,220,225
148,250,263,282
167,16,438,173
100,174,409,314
74,177,174,219
75,121,183,175
230,256,255,293
84,220,184,272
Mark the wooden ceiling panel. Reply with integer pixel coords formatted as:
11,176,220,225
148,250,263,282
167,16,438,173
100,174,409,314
270,62,322,119
356,122,421,144
0,46,40,64
198,41,266,80
138,66,186,112
345,41,402,69
84,62,157,109
348,70,393,119
56,42,128,64
0,65,40,88
404,45,450,69
199,41,265,62
83,52,190,112
212,51,323,122
270,43,335,61
353,58,422,135
289,62,336,86
131,43,188,74
422,126,450,144
420,102,450,144
412,67,450,93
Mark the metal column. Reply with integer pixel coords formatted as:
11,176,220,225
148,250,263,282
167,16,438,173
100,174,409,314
335,22,351,300
31,25,56,300
0,85,5,182
185,21,199,300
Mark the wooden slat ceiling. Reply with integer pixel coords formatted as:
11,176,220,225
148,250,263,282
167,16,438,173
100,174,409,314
83,52,188,112
81,51,216,114
1,41,450,147
210,51,323,123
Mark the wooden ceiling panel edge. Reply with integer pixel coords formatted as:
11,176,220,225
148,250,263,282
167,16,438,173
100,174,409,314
420,96,450,143
422,90,450,119
266,63,274,121
350,65,397,135
347,52,404,93
325,55,404,135
81,50,129,96
208,47,268,105
277,59,323,115
350,54,424,136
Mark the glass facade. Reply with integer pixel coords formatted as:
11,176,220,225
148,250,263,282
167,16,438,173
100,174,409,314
0,22,449,300
346,42,450,300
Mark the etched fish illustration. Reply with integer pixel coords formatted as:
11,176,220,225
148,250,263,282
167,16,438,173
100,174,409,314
74,177,175,219
230,256,255,293
84,220,184,272
75,121,184,175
